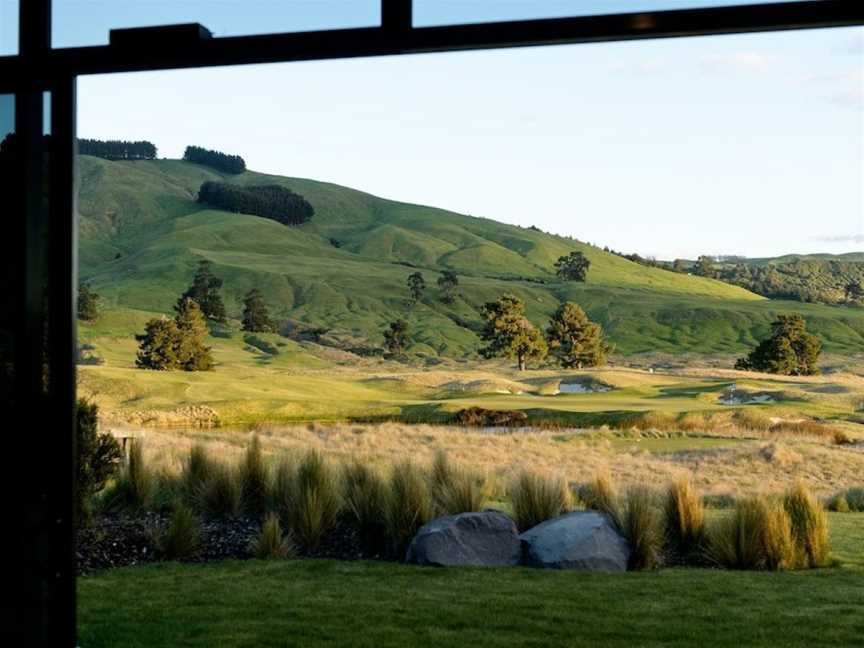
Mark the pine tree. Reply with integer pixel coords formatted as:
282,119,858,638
545,302,612,369
242,288,274,333
407,272,426,304
77,282,100,321
554,251,591,282
383,319,410,358
735,314,821,376
479,294,547,371
178,260,226,322
174,298,214,371
437,271,459,304
135,318,183,370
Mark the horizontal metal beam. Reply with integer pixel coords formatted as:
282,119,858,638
0,1,861,80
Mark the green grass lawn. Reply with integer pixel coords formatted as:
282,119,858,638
78,514,864,647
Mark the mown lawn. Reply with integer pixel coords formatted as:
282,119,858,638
78,514,864,647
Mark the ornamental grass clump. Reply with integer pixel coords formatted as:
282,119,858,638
102,439,153,512
429,450,485,516
663,477,707,564
385,462,433,558
197,462,243,518
707,496,796,571
343,461,388,555
579,473,621,529
508,470,570,533
182,444,216,502
156,501,201,561
239,435,270,516
621,486,664,571
251,512,296,560
276,450,342,551
783,482,829,568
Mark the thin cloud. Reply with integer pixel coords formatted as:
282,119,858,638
609,59,664,76
700,52,774,75
816,234,864,244
807,71,864,111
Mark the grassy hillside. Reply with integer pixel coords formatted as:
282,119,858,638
78,156,864,357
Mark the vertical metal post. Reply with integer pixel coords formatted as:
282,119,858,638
9,0,78,646
382,0,412,33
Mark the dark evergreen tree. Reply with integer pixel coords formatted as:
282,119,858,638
479,294,547,371
135,318,183,370
184,145,246,173
242,288,274,333
178,259,226,323
735,314,821,376
78,138,157,160
197,181,314,226
77,282,100,321
545,302,612,369
407,272,426,304
174,298,214,371
554,251,591,282
437,270,459,304
383,319,410,357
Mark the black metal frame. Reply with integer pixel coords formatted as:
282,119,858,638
3,0,862,645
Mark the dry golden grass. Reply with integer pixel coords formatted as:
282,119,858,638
126,421,864,501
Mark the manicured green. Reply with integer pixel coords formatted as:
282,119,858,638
77,514,864,647
78,156,864,358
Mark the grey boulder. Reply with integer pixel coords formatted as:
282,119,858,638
406,511,521,567
519,511,630,571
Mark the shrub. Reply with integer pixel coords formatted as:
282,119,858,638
276,451,342,551
197,462,243,518
508,471,570,532
707,497,796,571
244,334,279,355
343,461,388,555
622,486,663,570
579,473,621,528
827,495,851,513
429,450,485,515
239,436,270,516
75,399,122,525
844,488,864,511
663,477,706,564
156,501,201,560
783,483,829,568
251,512,296,560
385,462,433,558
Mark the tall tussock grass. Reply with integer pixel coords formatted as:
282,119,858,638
275,450,342,551
429,450,485,516
102,439,153,511
343,461,388,555
783,483,829,568
197,462,243,518
156,501,201,561
251,512,296,560
579,473,621,528
707,496,796,571
239,435,270,516
385,462,433,558
621,486,663,571
664,477,706,564
182,444,216,500
508,471,570,532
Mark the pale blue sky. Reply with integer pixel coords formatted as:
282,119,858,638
2,3,862,259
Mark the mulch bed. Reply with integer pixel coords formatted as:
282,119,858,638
76,513,377,575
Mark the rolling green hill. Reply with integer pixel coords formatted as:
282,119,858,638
78,156,864,357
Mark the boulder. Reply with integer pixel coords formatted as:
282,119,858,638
406,511,521,567
519,511,630,571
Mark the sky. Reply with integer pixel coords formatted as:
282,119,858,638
3,2,863,259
